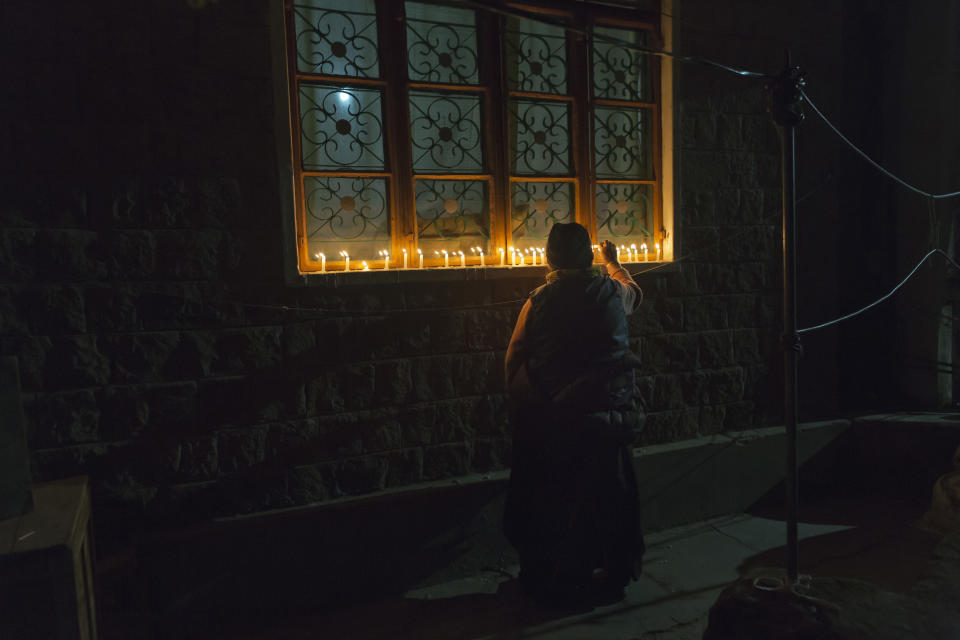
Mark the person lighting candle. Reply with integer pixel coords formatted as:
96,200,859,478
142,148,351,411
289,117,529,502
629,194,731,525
504,223,645,608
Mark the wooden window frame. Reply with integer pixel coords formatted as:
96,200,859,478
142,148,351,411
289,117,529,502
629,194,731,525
283,0,665,274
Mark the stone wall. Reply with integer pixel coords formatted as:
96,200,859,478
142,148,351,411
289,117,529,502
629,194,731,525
0,0,851,532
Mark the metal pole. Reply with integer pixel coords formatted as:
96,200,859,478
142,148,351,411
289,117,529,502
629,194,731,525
766,55,804,584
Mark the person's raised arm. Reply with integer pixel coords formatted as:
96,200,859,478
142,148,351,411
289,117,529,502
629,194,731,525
599,239,643,313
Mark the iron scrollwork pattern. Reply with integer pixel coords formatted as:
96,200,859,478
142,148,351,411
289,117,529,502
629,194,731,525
594,106,652,179
410,92,484,173
304,176,390,255
406,2,479,84
593,26,652,101
299,84,385,171
595,183,653,242
415,180,490,250
292,0,380,78
505,18,568,95
511,100,572,175
510,182,573,246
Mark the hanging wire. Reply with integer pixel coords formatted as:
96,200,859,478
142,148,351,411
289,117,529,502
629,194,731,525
798,249,960,334
449,0,769,78
801,89,960,201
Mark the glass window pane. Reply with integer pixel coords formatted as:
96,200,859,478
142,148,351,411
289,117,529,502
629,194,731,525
299,84,385,171
292,0,380,78
593,26,653,101
410,92,484,173
505,17,568,95
304,177,390,261
510,99,572,175
595,183,654,249
594,106,653,179
405,2,479,84
415,179,490,255
510,182,574,252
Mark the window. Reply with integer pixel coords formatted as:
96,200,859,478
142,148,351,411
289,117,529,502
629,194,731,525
284,0,670,272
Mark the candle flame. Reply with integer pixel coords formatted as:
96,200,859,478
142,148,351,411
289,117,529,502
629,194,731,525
362,261,369,270
417,248,422,255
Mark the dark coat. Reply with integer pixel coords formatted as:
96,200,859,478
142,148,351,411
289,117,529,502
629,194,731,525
503,272,646,587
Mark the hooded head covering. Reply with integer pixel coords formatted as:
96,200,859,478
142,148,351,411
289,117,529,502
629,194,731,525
545,222,594,270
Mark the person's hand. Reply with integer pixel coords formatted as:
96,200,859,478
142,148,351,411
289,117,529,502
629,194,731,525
599,240,619,265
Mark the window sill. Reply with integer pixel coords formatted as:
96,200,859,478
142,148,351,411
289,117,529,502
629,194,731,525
296,261,679,287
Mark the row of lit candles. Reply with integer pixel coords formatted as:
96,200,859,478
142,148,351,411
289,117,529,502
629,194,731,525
314,242,660,272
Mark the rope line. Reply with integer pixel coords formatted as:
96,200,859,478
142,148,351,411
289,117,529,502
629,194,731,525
798,248,960,334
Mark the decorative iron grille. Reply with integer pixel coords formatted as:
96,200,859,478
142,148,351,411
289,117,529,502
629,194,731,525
415,179,490,253
594,106,653,179
405,2,480,84
595,182,653,242
510,182,574,247
410,92,484,173
593,25,652,101
510,100,572,175
505,17,568,95
299,84,385,171
292,0,380,77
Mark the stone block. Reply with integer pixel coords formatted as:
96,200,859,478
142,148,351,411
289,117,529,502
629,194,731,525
698,404,727,435
0,227,39,282
474,394,509,438
210,326,282,375
738,189,763,225
97,386,150,440
195,177,241,229
136,283,207,331
723,401,756,431
716,113,743,150
42,335,110,390
375,359,412,406
0,287,28,335
166,331,215,378
14,285,86,335
217,425,268,473
452,352,499,397
307,370,345,414
317,412,363,459
286,463,334,504
685,189,717,227
149,382,200,432
265,418,322,466
154,229,223,280
99,230,157,279
655,297,684,332
399,403,438,447
466,308,516,351
727,294,759,329
197,376,249,426
337,454,388,495
410,355,456,402
696,262,765,294
385,448,424,487
24,390,100,448
313,317,349,363
732,328,763,364
422,442,473,480
701,367,746,404
641,333,699,374
35,229,106,281
680,150,727,190
351,315,400,361
629,299,664,335
655,264,700,297
472,437,510,472
283,322,317,359
700,330,734,368
31,443,111,483
650,374,686,410
359,411,402,453
99,331,181,383
83,284,141,332
684,296,729,332
396,311,433,355
176,436,219,480
435,399,478,443
342,362,376,410
0,336,51,392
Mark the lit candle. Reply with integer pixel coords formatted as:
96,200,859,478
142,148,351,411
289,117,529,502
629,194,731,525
539,248,545,264
655,242,660,261
316,252,326,273
630,244,638,263
508,246,515,266
340,250,350,272
362,260,370,270
615,245,621,262
640,242,648,261
499,247,505,266
473,247,485,268
436,249,448,268
379,250,390,270
458,251,465,268
402,248,408,269
417,248,423,269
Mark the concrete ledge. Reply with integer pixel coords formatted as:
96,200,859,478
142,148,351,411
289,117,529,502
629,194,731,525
635,419,852,531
